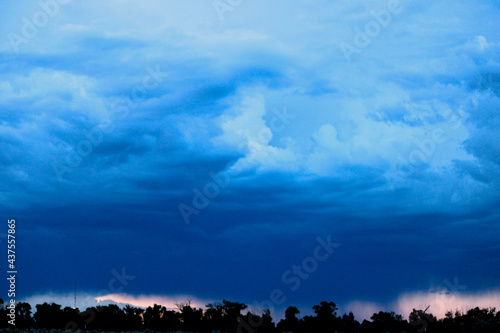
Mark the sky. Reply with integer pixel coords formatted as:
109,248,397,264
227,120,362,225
1,0,500,322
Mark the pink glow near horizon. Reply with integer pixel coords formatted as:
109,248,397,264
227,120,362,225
24,289,500,323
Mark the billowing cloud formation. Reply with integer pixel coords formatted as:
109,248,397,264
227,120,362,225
1,0,499,315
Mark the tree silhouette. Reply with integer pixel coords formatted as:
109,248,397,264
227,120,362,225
34,302,65,329
62,306,84,331
260,308,275,333
12,298,500,333
161,309,181,331
221,299,248,332
0,299,7,328
15,301,34,328
177,301,203,332
444,307,499,333
341,311,361,333
123,305,144,331
305,301,340,332
277,306,300,332
143,303,166,331
406,307,437,333
367,311,408,333
204,302,224,331
87,304,128,331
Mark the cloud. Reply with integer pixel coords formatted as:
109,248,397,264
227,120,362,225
394,289,500,320
95,293,211,310
344,300,385,322
2,0,500,311
344,288,500,321
23,292,101,312
214,91,299,173
22,292,211,312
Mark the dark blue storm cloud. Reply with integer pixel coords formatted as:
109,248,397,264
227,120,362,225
1,0,499,320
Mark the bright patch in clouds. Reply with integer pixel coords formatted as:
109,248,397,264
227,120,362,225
216,91,299,173
96,294,210,310
345,289,500,321
23,292,211,312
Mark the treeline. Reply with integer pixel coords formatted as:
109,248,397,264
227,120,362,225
2,298,500,333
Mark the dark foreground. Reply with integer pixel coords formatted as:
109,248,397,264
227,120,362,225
3,299,500,333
